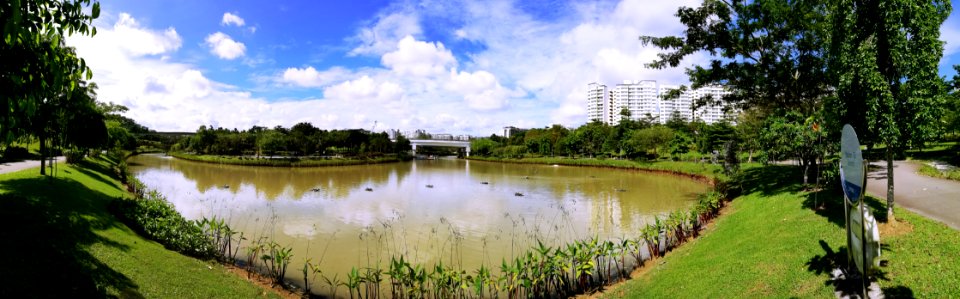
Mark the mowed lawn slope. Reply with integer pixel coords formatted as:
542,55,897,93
603,166,960,298
0,156,280,298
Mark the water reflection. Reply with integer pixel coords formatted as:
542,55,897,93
128,154,707,297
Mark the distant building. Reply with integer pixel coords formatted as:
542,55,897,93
503,126,522,138
588,81,734,125
587,82,610,123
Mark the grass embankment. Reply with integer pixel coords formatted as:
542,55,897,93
467,156,742,181
918,163,960,181
170,152,404,167
0,156,281,298
600,166,960,298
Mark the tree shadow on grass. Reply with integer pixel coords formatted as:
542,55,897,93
803,188,888,229
0,176,141,297
806,240,908,298
737,165,805,196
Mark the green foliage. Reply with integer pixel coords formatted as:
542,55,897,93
109,190,216,259
640,0,831,115
626,126,674,158
169,152,403,167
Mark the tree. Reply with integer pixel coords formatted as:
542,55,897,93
943,65,960,137
829,0,952,220
640,0,832,116
470,138,499,156
627,126,675,158
760,111,827,185
1,0,100,173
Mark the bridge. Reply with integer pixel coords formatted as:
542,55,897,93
409,139,471,156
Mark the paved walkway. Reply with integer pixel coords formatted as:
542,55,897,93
0,157,66,175
865,160,960,230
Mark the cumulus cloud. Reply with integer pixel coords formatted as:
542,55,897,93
448,69,521,111
280,66,354,88
350,11,422,56
67,0,712,136
381,36,456,77
942,15,960,57
205,32,246,60
222,12,245,27
106,13,182,56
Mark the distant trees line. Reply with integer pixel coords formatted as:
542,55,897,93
471,109,756,160
172,123,412,158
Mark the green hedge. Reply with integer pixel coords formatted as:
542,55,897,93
109,190,215,259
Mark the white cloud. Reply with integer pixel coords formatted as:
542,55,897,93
222,12,245,27
350,11,422,56
381,36,456,77
323,76,404,104
280,66,354,88
66,1,715,137
942,19,960,57
101,13,182,56
205,32,246,60
448,69,521,111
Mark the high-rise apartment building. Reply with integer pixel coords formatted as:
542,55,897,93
610,80,658,124
587,81,732,125
587,83,610,123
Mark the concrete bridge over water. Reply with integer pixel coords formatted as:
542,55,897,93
409,139,471,157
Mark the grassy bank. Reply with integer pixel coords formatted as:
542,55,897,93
467,156,743,181
0,156,281,298
600,166,960,298
918,162,960,181
170,152,404,167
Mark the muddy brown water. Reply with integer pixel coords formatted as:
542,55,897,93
128,154,708,296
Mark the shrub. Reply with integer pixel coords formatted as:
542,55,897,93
65,150,86,164
109,192,215,259
2,146,30,161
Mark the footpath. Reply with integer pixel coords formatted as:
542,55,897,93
0,157,66,174
866,160,960,230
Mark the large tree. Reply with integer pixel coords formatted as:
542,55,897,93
640,0,832,115
639,0,833,183
1,0,100,174
829,0,951,220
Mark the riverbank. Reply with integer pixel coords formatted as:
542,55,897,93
466,156,744,184
597,165,960,298
0,155,285,298
169,152,406,167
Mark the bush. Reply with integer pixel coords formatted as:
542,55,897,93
65,150,86,164
109,192,215,259
2,146,30,161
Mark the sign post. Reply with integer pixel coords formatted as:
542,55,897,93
840,124,871,297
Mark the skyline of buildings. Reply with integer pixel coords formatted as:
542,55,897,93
588,80,734,126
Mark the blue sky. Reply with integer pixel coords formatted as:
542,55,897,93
67,0,960,136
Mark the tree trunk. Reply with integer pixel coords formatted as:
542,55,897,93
39,133,46,176
886,148,895,221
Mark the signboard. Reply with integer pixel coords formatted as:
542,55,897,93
838,124,881,296
840,124,864,204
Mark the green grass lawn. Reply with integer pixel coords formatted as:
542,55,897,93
601,165,960,298
0,156,280,298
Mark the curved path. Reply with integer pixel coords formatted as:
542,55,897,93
0,157,66,175
865,160,960,230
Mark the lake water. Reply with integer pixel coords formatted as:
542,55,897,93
127,154,708,295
